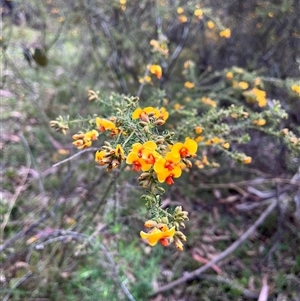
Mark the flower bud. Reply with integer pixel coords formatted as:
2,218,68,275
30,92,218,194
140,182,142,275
174,237,184,251
161,217,169,224
138,172,151,181
182,158,192,168
175,231,187,241
157,223,168,231
144,220,157,228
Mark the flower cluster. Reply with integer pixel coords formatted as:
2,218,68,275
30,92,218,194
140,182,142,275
225,68,268,107
243,87,267,107
95,143,125,171
72,130,99,149
126,135,198,187
140,205,188,251
62,96,197,251
132,106,168,125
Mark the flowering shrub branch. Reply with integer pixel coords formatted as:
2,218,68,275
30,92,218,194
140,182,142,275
51,81,300,252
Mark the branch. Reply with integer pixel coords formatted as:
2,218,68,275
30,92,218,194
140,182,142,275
195,274,259,299
52,147,98,167
151,199,277,296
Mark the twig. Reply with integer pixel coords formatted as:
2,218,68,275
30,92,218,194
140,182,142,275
19,133,45,195
1,137,31,231
137,58,153,98
195,274,259,299
151,199,277,296
0,212,48,252
165,25,189,76
99,243,136,301
52,147,98,167
199,177,300,189
2,271,33,301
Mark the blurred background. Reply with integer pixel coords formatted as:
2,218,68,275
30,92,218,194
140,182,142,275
1,0,300,300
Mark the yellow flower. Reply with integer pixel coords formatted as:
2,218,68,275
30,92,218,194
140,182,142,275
195,126,203,134
126,152,151,172
253,119,266,126
115,144,125,161
72,139,91,149
154,152,182,185
150,39,169,56
207,21,215,29
139,75,152,84
222,142,230,149
72,130,98,149
140,225,175,246
149,64,162,79
173,103,184,110
184,81,195,89
238,81,249,90
177,7,184,14
219,28,231,38
205,137,221,145
201,96,216,107
95,150,108,165
133,141,158,161
132,106,159,122
171,138,198,159
195,136,204,142
243,88,267,107
84,130,99,141
158,107,169,124
194,8,203,18
126,141,159,172
291,84,300,95
96,117,118,134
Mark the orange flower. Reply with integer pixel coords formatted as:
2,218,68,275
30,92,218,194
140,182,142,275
291,84,300,95
154,152,182,185
132,107,160,122
96,117,118,135
243,156,252,164
72,130,98,149
140,225,175,246
184,81,195,89
219,28,231,38
126,141,159,172
253,119,266,126
126,152,152,172
149,65,162,79
178,15,187,23
195,126,203,134
171,138,198,159
202,96,216,107
226,71,233,80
